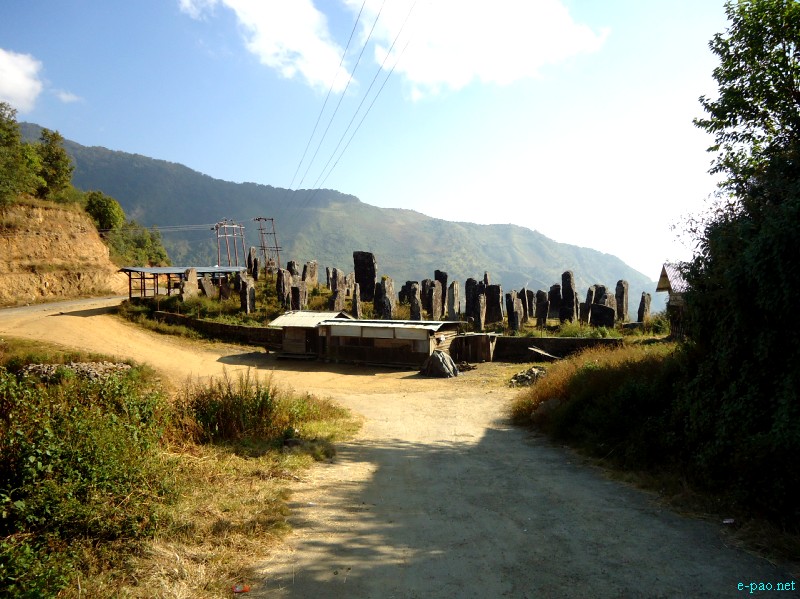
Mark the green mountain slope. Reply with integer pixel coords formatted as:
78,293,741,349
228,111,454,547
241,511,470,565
20,123,661,310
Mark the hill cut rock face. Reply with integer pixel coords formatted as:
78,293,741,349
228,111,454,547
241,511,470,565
0,202,128,306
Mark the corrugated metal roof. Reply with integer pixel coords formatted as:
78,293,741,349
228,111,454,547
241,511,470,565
268,311,353,328
120,266,246,275
320,319,460,333
656,263,688,293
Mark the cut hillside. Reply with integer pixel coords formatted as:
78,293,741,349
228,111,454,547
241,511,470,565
0,201,128,306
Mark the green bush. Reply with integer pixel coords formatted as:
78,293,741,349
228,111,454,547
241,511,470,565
0,368,175,597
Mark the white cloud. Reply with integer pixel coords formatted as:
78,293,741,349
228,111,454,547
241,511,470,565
55,90,82,103
180,0,350,92
0,48,44,112
344,0,608,97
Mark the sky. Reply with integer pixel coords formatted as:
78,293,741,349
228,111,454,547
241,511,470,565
0,0,729,278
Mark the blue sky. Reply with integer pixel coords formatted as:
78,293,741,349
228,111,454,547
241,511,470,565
1,1,728,278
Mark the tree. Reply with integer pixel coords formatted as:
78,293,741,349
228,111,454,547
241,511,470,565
0,102,42,205
694,0,800,196
85,190,125,231
681,0,800,525
34,128,74,199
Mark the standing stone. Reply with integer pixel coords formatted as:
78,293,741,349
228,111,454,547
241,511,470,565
247,246,257,276
345,272,356,296
199,274,219,299
526,290,535,320
505,292,517,326
483,272,491,286
329,289,346,311
637,292,652,322
353,251,377,302
548,284,562,320
590,303,616,328
581,285,597,324
421,279,435,315
434,270,448,319
374,276,396,319
518,287,529,323
399,281,417,305
485,284,504,324
352,283,362,319
409,282,422,320
465,278,479,322
330,268,345,294
431,281,443,321
286,261,300,283
615,280,629,322
240,276,256,314
506,292,524,331
535,290,549,328
559,272,578,323
219,276,231,300
475,293,487,332
290,282,308,310
276,268,291,307
302,260,318,288
181,268,199,299
325,266,332,290
447,281,460,320
252,257,260,281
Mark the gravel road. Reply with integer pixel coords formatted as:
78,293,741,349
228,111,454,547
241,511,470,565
1,298,796,598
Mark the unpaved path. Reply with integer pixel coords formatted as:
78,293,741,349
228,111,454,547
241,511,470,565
1,298,797,598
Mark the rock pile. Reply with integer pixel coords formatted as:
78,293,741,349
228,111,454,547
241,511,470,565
509,366,545,387
21,361,132,382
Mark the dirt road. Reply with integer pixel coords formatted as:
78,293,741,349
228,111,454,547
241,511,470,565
1,298,796,598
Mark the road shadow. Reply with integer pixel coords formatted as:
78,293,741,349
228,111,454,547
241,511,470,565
246,425,797,599
49,306,118,318
217,351,422,378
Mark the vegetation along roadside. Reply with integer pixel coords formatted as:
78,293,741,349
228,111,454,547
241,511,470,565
0,338,361,598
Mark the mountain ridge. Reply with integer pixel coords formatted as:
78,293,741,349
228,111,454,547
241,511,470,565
20,122,663,312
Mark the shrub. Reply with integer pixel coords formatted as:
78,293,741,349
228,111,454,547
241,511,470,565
0,368,175,597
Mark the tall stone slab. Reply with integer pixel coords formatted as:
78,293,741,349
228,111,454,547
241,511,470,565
353,251,377,302
526,290,535,321
465,278,479,323
518,287,529,323
199,274,219,299
431,281,443,322
637,292,651,322
276,268,291,307
483,272,491,286
615,280,629,322
421,279,435,315
590,303,616,328
302,260,318,288
374,276,396,319
548,284,562,320
506,292,523,331
325,266,332,290
485,284,504,324
240,276,256,314
329,289,346,311
181,268,199,300
286,261,300,283
535,290,549,328
290,282,308,310
352,283,362,319
475,293,487,332
409,282,422,321
559,271,578,323
345,272,356,296
447,281,460,320
330,268,345,294
434,270,448,319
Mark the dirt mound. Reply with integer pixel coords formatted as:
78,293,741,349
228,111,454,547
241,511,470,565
0,202,127,306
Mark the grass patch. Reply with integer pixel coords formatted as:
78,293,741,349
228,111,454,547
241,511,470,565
510,341,800,569
1,339,360,597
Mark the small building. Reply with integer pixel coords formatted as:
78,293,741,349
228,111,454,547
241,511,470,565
119,266,246,300
656,263,688,338
318,319,461,368
267,311,353,357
